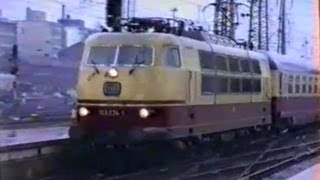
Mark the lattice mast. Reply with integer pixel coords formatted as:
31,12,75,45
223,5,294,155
248,0,269,50
277,0,286,54
210,0,238,39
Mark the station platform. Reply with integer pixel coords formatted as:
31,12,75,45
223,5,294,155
0,126,68,147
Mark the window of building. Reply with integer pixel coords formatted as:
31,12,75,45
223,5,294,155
199,50,214,70
314,85,318,93
216,55,228,71
165,47,181,67
217,76,229,93
201,74,216,95
242,78,252,92
240,59,251,73
252,60,261,74
229,57,241,72
230,78,241,93
253,79,261,92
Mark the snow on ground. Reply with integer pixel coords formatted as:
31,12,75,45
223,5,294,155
264,156,320,180
286,163,320,180
0,126,69,147
0,73,16,91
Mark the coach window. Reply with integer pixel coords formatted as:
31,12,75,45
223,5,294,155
252,60,261,74
253,78,261,93
240,59,251,73
229,57,241,73
201,74,216,95
295,76,300,93
165,47,181,67
216,55,228,71
199,50,215,70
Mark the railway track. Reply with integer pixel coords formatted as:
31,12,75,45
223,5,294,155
2,125,320,180
104,126,320,180
180,140,320,180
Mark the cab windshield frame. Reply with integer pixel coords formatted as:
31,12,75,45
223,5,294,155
85,44,155,67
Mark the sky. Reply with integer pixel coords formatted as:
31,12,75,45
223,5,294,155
0,0,316,62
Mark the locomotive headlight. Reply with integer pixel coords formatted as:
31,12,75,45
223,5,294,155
139,108,150,118
79,107,89,117
108,68,118,78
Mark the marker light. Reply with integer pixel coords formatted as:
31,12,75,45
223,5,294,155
79,107,89,117
108,68,118,78
139,108,150,118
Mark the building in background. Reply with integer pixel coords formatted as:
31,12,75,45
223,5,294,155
0,20,17,57
62,26,96,47
17,21,66,58
58,15,94,47
26,7,46,21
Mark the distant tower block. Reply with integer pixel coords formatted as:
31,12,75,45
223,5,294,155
26,7,47,21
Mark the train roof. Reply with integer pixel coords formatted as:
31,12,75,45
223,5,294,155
264,52,318,74
85,32,182,46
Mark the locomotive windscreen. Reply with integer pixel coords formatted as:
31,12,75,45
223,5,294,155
87,46,153,66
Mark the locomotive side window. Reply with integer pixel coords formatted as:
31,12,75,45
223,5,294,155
87,46,117,65
165,47,181,67
230,78,241,93
240,59,251,73
201,74,216,95
308,77,313,93
288,75,294,94
229,57,241,73
295,76,300,93
217,76,229,93
252,60,261,74
199,50,215,70
216,55,228,71
302,76,307,93
242,78,252,92
315,78,318,93
253,79,261,92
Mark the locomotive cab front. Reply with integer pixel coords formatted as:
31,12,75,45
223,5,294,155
69,33,191,144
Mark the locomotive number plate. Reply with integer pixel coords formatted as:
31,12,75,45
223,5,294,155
103,82,121,96
99,109,125,116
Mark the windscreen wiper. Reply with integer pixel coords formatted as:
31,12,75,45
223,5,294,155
129,55,145,75
87,59,101,81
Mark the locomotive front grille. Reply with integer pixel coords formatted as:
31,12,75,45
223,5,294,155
103,82,121,96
